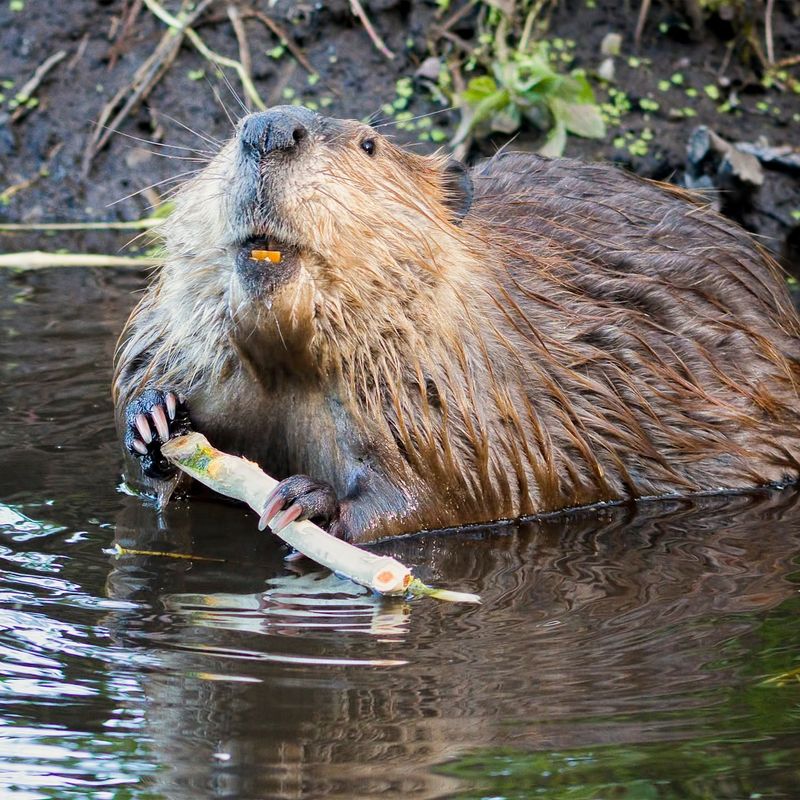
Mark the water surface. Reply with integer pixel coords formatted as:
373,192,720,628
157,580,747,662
1,268,800,799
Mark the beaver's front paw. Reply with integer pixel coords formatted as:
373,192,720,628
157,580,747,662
258,475,341,535
124,388,192,480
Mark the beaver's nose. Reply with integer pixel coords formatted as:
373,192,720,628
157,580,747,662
239,106,315,156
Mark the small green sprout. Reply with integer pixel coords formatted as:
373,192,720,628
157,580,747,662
395,77,414,99
628,139,648,156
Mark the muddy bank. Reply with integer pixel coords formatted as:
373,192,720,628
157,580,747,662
0,0,798,269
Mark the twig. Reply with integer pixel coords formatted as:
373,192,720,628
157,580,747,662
227,4,253,111
162,433,481,603
748,27,770,71
494,13,509,66
774,54,800,69
0,252,160,270
113,543,227,562
0,219,160,232
718,39,735,78
349,0,395,61
0,173,42,204
634,0,651,48
83,0,213,175
67,33,90,71
107,0,144,69
10,50,67,123
0,143,63,204
439,30,475,55
244,7,318,77
765,0,775,65
519,0,544,54
83,32,180,174
113,543,226,562
143,0,266,110
437,0,478,33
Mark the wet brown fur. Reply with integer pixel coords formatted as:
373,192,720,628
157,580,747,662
114,112,800,542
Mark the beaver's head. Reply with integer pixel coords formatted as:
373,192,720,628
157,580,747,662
163,107,476,372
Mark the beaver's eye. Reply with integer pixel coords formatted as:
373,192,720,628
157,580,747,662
360,138,376,156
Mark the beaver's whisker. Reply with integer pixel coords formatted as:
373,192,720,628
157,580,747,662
311,186,359,221
97,125,216,156
492,131,521,157
371,106,456,130
205,74,240,130
108,169,203,208
151,109,222,148
132,149,209,162
363,107,387,129
271,308,288,351
216,66,249,116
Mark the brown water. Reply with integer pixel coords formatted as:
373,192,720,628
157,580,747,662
1,267,800,800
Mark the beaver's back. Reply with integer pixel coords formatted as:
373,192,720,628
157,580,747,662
475,153,795,325
461,153,800,510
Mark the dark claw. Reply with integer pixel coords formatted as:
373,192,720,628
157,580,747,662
124,387,192,480
258,475,340,533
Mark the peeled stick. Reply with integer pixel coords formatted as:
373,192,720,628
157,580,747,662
161,433,480,603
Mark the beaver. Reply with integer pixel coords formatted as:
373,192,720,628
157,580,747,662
113,105,800,543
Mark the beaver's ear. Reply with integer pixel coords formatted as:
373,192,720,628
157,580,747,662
442,160,473,224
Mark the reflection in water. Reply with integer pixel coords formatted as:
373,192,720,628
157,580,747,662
1,269,800,799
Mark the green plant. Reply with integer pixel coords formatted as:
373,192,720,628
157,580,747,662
436,2,605,158
454,42,605,156
440,2,606,155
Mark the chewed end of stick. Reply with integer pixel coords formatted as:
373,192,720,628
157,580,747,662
371,560,413,595
162,433,213,462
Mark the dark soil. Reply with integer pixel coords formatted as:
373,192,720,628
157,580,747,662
1,0,798,270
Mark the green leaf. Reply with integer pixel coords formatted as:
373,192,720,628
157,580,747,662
538,120,567,157
509,55,556,94
462,75,499,105
468,88,511,128
549,97,606,139
569,71,596,104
